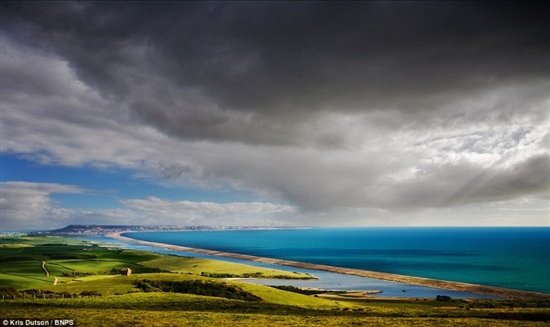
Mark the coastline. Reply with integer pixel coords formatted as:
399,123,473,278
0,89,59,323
107,231,550,300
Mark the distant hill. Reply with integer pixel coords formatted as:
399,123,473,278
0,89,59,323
30,224,167,235
29,224,303,235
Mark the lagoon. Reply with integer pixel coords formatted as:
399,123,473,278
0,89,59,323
96,234,496,299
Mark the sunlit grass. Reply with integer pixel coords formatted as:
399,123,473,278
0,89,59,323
2,293,549,326
0,273,53,289
2,235,550,326
141,256,313,279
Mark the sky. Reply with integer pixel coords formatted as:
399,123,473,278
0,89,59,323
1,2,549,230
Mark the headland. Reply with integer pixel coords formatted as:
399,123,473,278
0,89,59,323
108,231,550,300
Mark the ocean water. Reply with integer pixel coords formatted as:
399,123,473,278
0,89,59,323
124,227,550,294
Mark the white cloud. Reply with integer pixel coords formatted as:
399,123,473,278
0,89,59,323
121,197,297,226
1,182,87,229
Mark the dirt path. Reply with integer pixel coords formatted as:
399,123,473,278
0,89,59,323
41,261,57,285
41,261,50,277
108,232,550,300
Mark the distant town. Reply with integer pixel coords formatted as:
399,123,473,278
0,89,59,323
28,224,309,236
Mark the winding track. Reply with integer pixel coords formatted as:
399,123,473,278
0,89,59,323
41,261,58,285
41,261,50,277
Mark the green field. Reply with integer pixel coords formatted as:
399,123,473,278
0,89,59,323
1,235,549,326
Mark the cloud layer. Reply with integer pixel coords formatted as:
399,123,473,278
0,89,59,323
1,2,549,228
1,182,296,230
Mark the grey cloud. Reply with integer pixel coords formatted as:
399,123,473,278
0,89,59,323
477,154,550,200
380,153,550,209
3,2,549,146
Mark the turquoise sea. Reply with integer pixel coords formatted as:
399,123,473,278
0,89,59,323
124,227,550,294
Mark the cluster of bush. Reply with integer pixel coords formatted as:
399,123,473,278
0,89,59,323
269,274,314,280
48,254,97,260
79,290,102,297
200,271,265,278
61,271,96,277
0,256,37,262
38,244,68,246
435,295,452,301
0,287,101,300
200,271,314,280
0,253,101,262
466,299,550,308
134,279,262,301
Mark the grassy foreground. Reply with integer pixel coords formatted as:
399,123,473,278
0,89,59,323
1,234,549,326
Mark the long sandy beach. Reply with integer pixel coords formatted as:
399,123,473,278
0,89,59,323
108,232,550,300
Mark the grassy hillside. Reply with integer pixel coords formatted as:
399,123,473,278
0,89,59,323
0,235,312,290
1,235,550,326
3,292,550,326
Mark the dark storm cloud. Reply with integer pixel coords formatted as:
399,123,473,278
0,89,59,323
3,1,549,145
1,1,549,225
